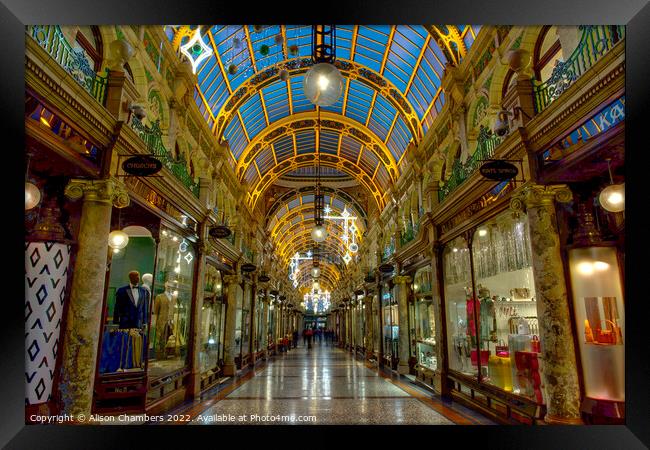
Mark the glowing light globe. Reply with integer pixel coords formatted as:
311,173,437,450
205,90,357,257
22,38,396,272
303,63,344,107
108,230,129,250
311,225,328,242
599,183,624,213
25,181,41,210
311,266,320,278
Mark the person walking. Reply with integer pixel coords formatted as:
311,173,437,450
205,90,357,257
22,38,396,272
317,328,322,345
306,328,313,350
292,329,299,349
302,328,308,347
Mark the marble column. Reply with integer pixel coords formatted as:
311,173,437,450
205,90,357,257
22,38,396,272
394,275,412,375
222,274,242,376
260,290,269,359
510,183,582,424
186,234,208,399
58,178,129,417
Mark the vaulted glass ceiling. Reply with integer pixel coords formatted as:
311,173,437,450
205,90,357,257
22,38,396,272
165,26,480,202
165,24,481,292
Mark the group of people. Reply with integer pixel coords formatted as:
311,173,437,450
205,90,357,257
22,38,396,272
300,327,336,349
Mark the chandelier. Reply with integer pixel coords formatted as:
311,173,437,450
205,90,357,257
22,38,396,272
303,288,331,313
322,204,359,264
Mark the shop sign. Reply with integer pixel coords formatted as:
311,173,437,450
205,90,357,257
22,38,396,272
241,263,257,273
122,155,162,176
541,95,625,164
480,160,519,181
258,274,271,282
378,263,394,273
209,225,232,239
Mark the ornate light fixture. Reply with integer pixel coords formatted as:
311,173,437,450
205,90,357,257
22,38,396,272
180,26,213,74
311,106,328,243
108,208,128,253
322,204,359,264
303,25,343,107
25,153,41,211
598,159,624,213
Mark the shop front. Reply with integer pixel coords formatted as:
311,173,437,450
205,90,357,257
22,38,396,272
380,278,399,371
411,264,439,387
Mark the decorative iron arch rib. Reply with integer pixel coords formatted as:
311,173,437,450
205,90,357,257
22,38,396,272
213,58,423,146
236,111,399,183
247,154,386,211
265,186,368,226
269,204,364,241
277,222,350,259
427,25,467,66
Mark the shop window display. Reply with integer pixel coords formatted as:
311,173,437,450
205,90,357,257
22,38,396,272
413,266,437,371
148,227,194,379
382,283,399,363
372,294,380,356
98,229,155,375
199,265,225,374
234,284,244,357
568,246,624,405
471,211,542,404
443,236,477,378
355,296,365,349
240,283,252,357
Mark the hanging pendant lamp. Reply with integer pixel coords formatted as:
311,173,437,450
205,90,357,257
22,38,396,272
304,25,343,107
598,158,624,213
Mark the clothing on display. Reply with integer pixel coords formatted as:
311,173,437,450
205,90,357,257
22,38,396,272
113,284,150,329
153,287,175,358
99,328,147,373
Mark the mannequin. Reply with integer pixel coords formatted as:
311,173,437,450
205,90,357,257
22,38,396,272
113,271,149,330
153,281,175,359
112,271,150,369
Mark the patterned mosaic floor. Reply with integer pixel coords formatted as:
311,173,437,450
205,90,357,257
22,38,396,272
161,343,495,425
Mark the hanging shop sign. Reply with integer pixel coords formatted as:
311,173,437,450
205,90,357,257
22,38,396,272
270,290,279,296
258,273,271,282
241,263,257,273
354,289,364,296
121,155,163,176
379,263,394,273
209,225,232,239
480,160,519,181
364,274,376,283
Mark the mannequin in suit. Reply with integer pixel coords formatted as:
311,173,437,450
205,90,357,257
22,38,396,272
153,281,175,358
113,271,150,330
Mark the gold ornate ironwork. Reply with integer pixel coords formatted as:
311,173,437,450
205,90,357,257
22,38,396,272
236,111,399,182
211,58,423,146
246,153,386,210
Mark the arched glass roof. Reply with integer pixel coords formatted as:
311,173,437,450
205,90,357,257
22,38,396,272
165,25,480,168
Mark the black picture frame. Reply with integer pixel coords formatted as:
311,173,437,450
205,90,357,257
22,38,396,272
5,0,649,447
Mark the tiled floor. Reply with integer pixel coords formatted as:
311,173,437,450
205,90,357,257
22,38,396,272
164,343,494,425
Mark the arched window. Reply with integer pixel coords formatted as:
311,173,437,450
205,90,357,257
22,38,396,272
533,26,562,83
75,26,103,72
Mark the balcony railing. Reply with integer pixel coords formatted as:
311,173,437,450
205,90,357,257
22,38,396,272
130,117,200,198
534,25,625,113
438,126,503,203
28,25,109,106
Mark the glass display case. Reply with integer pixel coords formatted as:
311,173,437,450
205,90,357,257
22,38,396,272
98,230,156,375
382,283,399,365
199,264,225,374
471,211,542,403
443,210,544,405
568,246,624,405
413,265,437,371
148,227,194,380
443,235,477,378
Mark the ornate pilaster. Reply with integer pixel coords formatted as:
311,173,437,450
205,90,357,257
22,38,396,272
393,275,412,374
58,178,129,418
187,230,209,399
510,183,582,424
260,289,269,358
222,274,242,376
363,295,374,360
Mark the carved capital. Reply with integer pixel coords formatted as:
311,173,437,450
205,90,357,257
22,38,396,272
64,177,130,208
393,275,412,285
510,183,572,214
